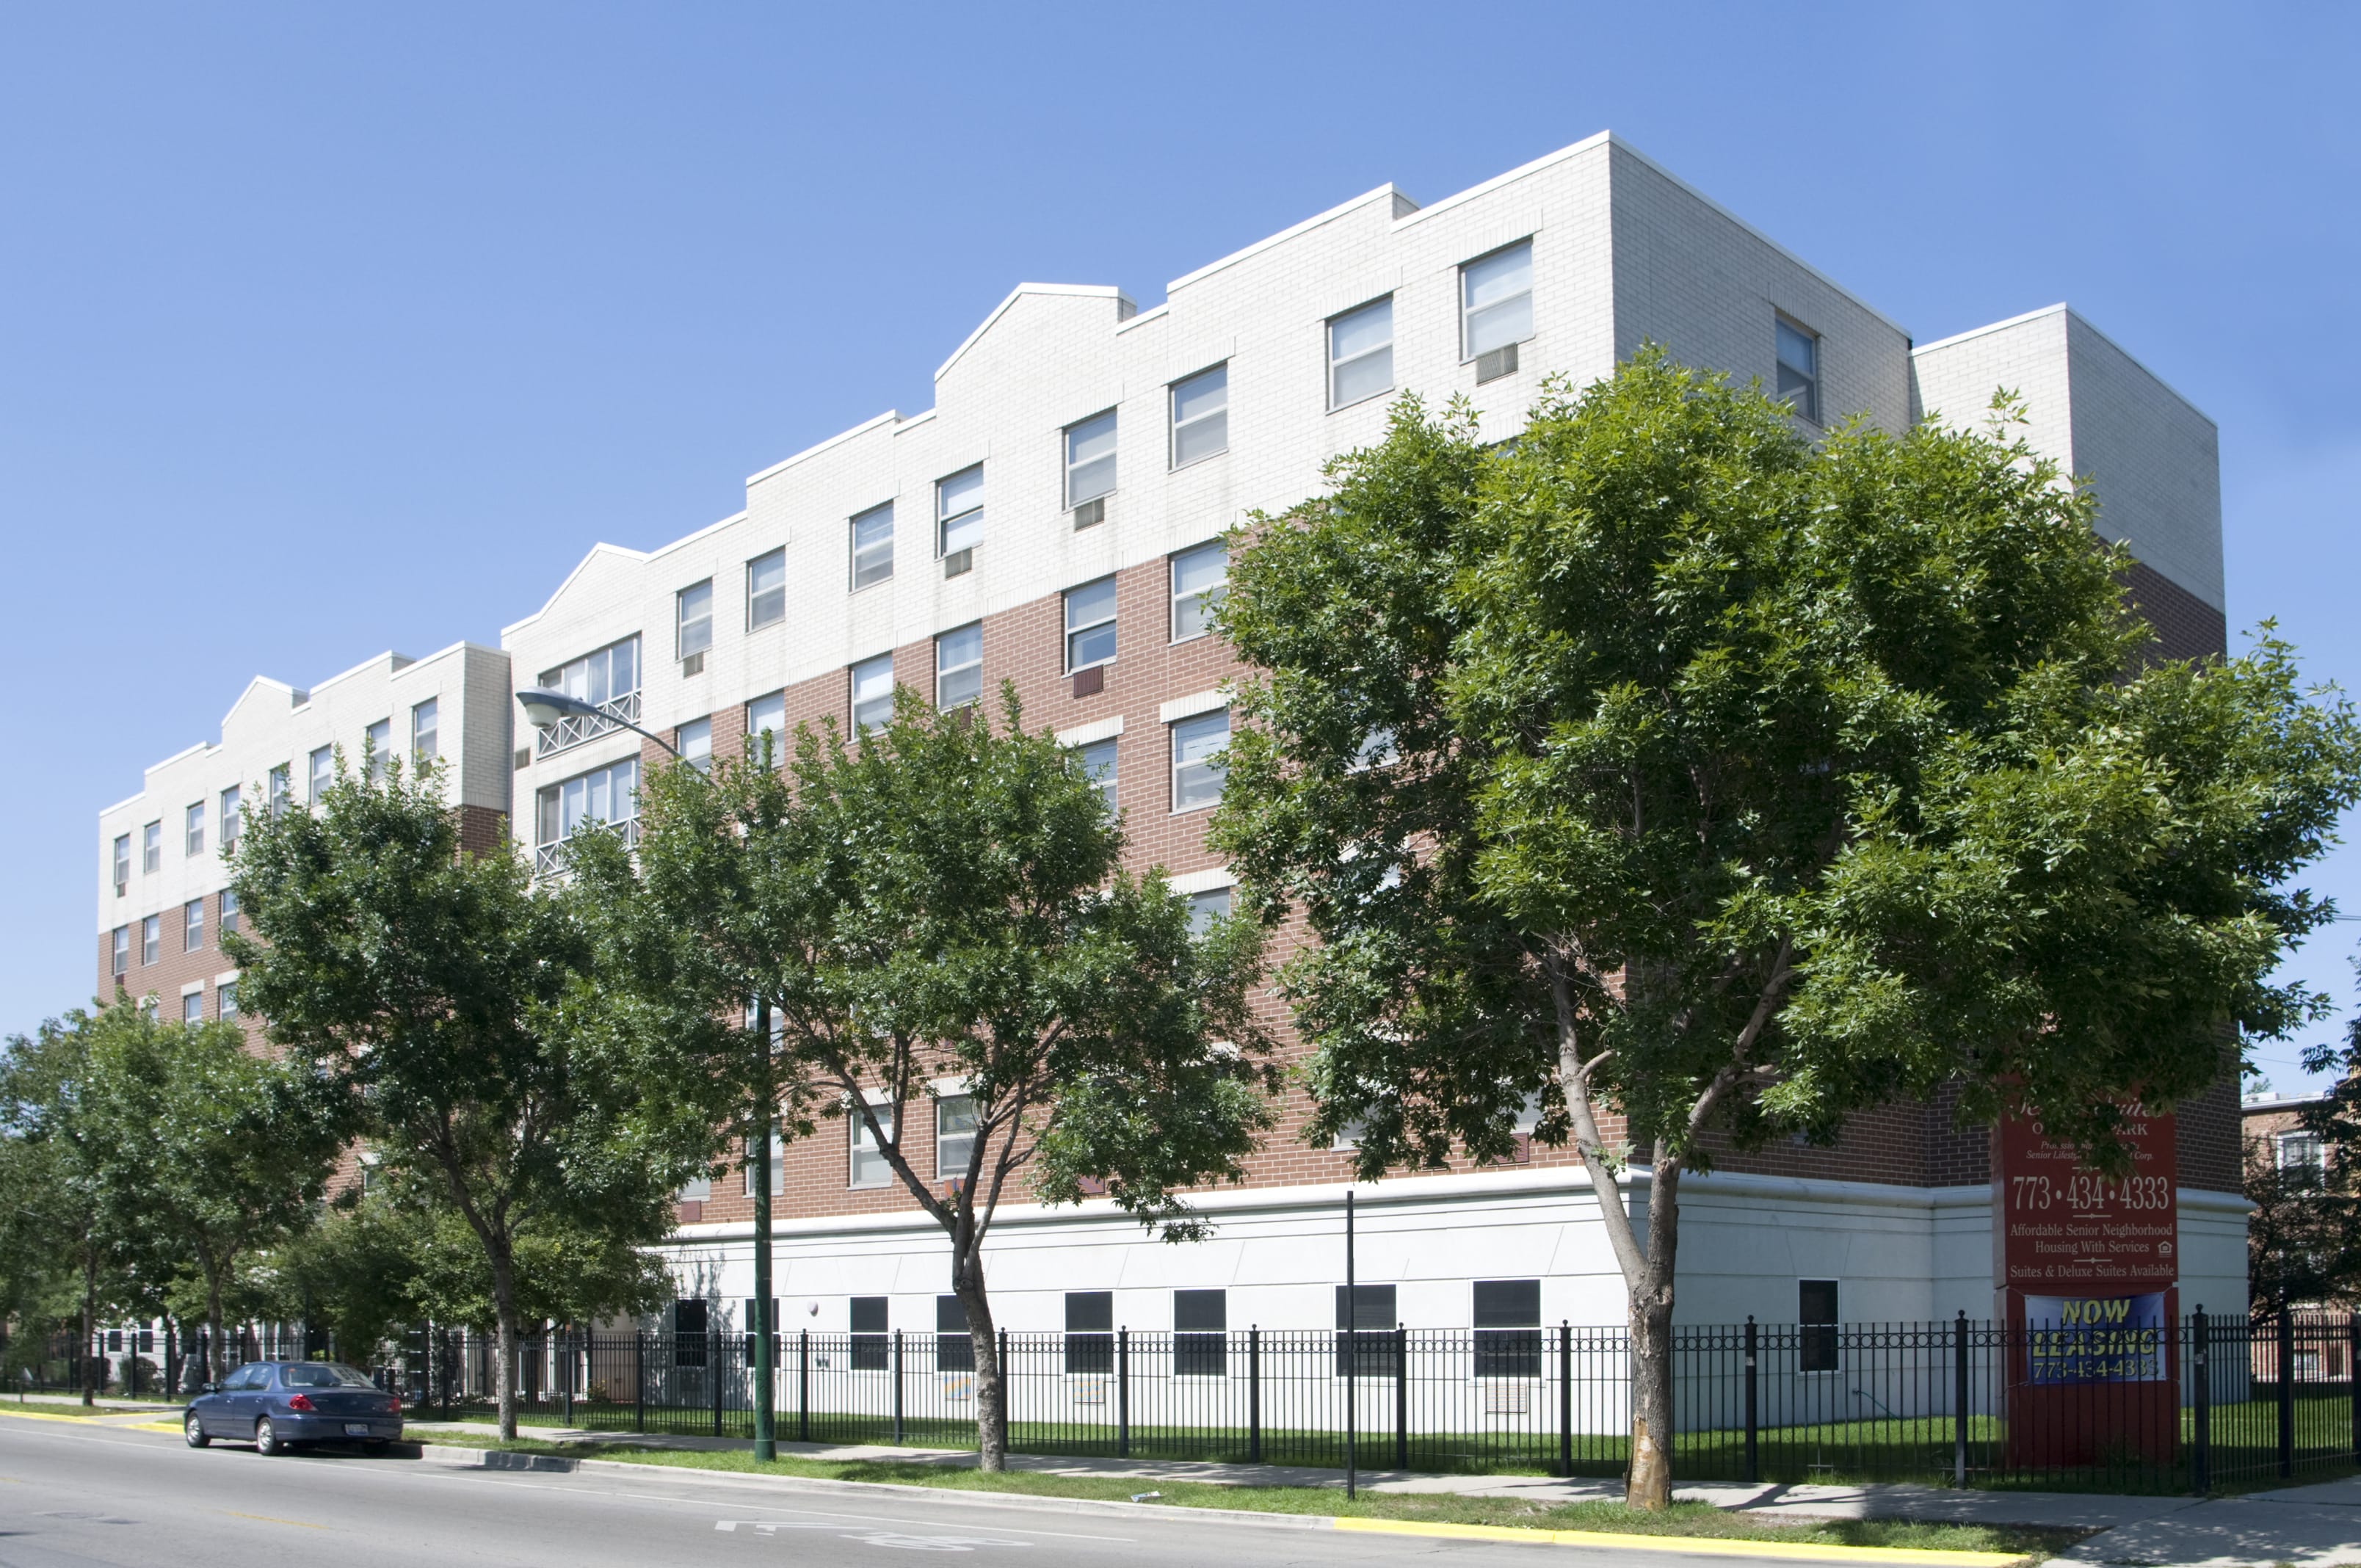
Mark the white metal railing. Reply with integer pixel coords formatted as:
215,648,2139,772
535,690,642,758
534,816,639,879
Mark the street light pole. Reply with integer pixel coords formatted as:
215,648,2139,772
515,688,681,758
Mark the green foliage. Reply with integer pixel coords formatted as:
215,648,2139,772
1214,352,2361,1183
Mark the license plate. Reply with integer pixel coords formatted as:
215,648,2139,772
344,1423,373,1436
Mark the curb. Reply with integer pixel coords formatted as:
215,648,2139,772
411,1445,2025,1562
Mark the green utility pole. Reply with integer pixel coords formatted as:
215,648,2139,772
752,998,775,1462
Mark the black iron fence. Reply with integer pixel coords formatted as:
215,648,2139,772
16,1310,2360,1494
365,1309,2361,1492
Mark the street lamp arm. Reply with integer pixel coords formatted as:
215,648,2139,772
514,688,682,758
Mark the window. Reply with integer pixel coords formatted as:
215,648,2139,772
184,802,204,857
217,981,239,1021
937,465,984,561
937,1296,974,1372
308,747,333,804
677,717,713,774
532,756,639,876
1473,1280,1542,1379
411,699,438,762
1777,318,1820,424
742,1124,784,1197
1799,1279,1840,1372
748,547,787,628
1175,1289,1227,1376
677,579,714,661
745,692,786,766
1335,1284,1400,1376
1065,1291,1114,1374
184,899,203,954
139,997,158,1026
1078,738,1118,816
142,821,161,874
219,888,239,937
850,1105,896,1188
2279,1130,2324,1172
1171,541,1227,641
742,1297,778,1340
1170,364,1228,468
679,1175,711,1202
267,763,290,819
1065,577,1118,672
1462,240,1534,381
364,719,391,783
850,1296,889,1371
1185,887,1231,935
112,835,129,893
1329,297,1394,410
537,635,642,755
1172,711,1229,810
219,786,241,854
672,1299,709,1366
141,915,160,965
936,1095,977,1182
181,991,203,1026
935,623,982,711
850,504,894,590
1065,409,1117,515
110,926,128,978
850,655,895,730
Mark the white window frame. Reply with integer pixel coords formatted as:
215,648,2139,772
1065,409,1118,510
935,623,983,711
937,465,984,559
364,718,391,783
849,654,894,731
1460,239,1534,363
141,915,160,965
217,981,238,1022
535,635,643,757
850,1104,896,1188
181,990,203,1026
1170,540,1227,642
219,888,239,937
1065,577,1118,673
1185,886,1232,934
1777,316,1821,425
183,899,203,954
1171,709,1230,813
1327,296,1395,411
308,747,333,805
184,802,204,858
1169,363,1228,469
676,716,713,774
111,925,129,976
744,692,786,766
2279,1129,2324,1172
743,1124,785,1197
936,1094,978,1182
533,755,641,877
142,820,160,874
267,763,291,818
1077,736,1118,816
219,786,241,854
411,698,438,762
747,547,787,628
677,578,714,661
850,503,895,590
112,835,129,892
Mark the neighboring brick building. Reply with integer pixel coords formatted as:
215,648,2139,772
101,132,2244,1344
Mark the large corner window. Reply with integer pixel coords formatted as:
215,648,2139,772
937,465,984,575
533,755,639,876
1462,240,1533,382
851,503,894,590
1777,317,1820,425
935,623,982,711
536,635,642,758
1170,364,1228,469
1328,297,1394,410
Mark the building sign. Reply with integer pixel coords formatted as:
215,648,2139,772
1995,1108,2177,1291
2021,1292,2169,1384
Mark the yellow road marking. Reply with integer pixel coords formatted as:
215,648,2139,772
1330,1517,2025,1565
127,1422,184,1433
222,1510,328,1531
0,1407,101,1424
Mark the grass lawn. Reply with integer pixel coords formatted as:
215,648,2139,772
0,1398,115,1418
410,1429,2081,1560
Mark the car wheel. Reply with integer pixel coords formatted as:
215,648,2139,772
254,1416,283,1456
184,1410,210,1448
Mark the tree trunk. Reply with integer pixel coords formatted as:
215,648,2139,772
490,1245,521,1442
953,1238,1004,1471
79,1257,96,1408
207,1279,228,1383
1625,1158,1682,1511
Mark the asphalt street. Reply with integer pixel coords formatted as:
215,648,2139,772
0,1413,1903,1567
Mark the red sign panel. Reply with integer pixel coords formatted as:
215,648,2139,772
1993,1108,2178,1291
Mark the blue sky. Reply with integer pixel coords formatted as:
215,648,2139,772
5,4,2357,1089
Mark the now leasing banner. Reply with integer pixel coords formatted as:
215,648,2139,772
2020,1291,2170,1384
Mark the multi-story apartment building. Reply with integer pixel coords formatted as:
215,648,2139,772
101,133,2242,1349
94,643,513,1031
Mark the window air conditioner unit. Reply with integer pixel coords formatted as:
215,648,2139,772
513,747,532,772
682,651,705,677
943,548,973,578
1072,664,1105,699
1072,496,1106,530
1476,344,1519,384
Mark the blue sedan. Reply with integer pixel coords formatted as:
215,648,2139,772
184,1361,404,1455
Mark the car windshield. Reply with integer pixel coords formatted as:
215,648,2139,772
279,1362,377,1388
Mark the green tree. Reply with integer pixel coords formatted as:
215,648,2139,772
1212,355,2361,1507
75,1012,347,1379
579,692,1274,1471
227,752,689,1438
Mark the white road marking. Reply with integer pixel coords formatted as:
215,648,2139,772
717,1520,1036,1551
